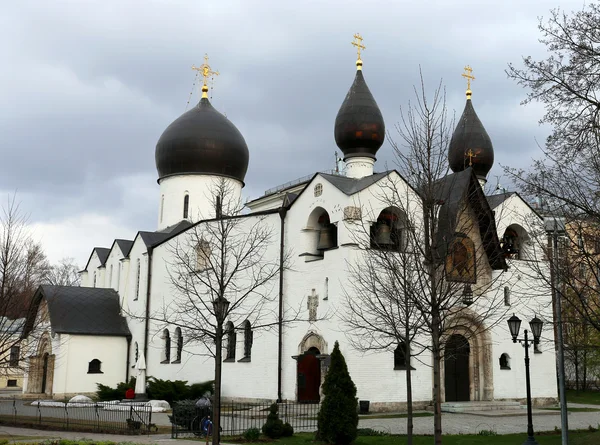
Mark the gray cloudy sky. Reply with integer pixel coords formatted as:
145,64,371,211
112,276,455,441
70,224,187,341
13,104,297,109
0,0,582,267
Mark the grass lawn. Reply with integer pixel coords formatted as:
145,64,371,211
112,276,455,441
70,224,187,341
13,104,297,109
566,389,600,405
261,430,600,445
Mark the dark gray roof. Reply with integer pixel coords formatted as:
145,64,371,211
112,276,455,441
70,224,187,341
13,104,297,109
320,171,391,195
28,286,130,337
139,220,192,248
115,239,133,257
486,192,515,209
95,248,110,267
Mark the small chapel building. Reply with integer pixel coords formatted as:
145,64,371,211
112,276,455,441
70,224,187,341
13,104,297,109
22,43,558,409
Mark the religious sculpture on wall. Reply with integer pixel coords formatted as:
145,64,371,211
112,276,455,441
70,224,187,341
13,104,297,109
308,289,319,322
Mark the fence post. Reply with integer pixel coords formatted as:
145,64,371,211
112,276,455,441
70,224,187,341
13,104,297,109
64,401,69,430
37,400,41,425
147,405,152,436
12,397,16,425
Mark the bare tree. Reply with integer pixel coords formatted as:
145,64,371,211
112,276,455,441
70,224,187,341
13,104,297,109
151,178,292,445
0,194,50,374
45,257,80,287
342,75,515,444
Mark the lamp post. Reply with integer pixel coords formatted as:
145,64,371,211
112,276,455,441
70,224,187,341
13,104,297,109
508,314,544,445
212,296,230,445
544,216,569,445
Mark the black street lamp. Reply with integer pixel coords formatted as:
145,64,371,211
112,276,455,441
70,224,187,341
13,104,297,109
462,284,474,306
211,296,230,445
507,314,544,445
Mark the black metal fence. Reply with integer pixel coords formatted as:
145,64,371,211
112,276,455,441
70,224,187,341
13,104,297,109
171,401,319,438
0,399,154,435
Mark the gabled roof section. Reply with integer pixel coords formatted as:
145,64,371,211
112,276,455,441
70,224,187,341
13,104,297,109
24,286,130,337
432,168,506,271
83,247,110,271
486,192,515,210
137,220,193,249
115,239,134,257
320,171,391,195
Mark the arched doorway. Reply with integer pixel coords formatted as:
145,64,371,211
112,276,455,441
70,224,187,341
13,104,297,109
444,334,470,402
41,353,49,394
297,347,321,402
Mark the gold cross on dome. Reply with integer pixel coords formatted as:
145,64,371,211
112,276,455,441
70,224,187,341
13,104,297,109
192,54,220,98
466,148,480,166
462,65,475,98
351,33,366,60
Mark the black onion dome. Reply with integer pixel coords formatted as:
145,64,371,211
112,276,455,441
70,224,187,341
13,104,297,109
155,98,249,183
448,99,494,179
334,70,385,160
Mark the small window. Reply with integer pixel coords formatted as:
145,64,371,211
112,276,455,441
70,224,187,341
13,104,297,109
579,262,586,279
183,194,190,219
132,341,139,368
6,380,17,387
88,359,103,374
394,342,410,370
196,241,211,271
504,287,511,306
93,272,97,288
225,322,236,361
314,183,323,197
135,259,141,300
109,264,113,288
499,353,510,370
160,195,165,223
174,328,183,363
9,346,19,367
162,329,171,363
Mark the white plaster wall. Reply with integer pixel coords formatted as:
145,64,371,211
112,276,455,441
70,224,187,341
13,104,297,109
146,212,282,399
51,334,128,395
81,252,101,288
104,245,126,292
157,175,243,230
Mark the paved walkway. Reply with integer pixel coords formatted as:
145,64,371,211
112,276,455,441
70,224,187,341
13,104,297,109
0,405,597,441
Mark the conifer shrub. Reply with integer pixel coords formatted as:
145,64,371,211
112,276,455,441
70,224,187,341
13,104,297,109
96,378,136,401
262,403,293,438
317,341,358,445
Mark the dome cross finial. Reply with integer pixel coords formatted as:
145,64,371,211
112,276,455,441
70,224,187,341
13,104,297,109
351,33,366,70
462,65,475,99
192,54,220,99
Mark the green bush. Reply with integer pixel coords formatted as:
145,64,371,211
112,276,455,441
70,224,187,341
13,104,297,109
262,403,286,439
168,399,198,428
243,427,261,441
96,378,136,401
188,381,214,400
282,422,294,437
317,341,358,445
357,428,387,436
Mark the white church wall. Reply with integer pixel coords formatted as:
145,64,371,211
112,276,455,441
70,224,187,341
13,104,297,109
51,334,128,397
81,251,102,288
104,246,125,291
157,175,243,231
145,212,283,400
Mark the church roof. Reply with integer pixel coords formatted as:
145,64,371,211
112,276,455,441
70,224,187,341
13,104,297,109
115,239,133,257
432,168,506,270
139,220,193,248
320,171,390,195
486,192,515,209
24,286,130,337
95,248,110,267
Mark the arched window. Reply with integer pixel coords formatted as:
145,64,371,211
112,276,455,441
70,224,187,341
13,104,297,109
225,322,236,361
93,272,97,288
504,287,511,306
501,224,530,260
117,262,121,291
161,329,171,363
135,259,141,300
160,194,165,223
174,327,183,363
88,359,102,374
132,341,139,368
242,320,253,361
109,264,113,288
499,353,510,370
9,346,19,367
183,194,190,219
371,207,407,251
394,342,410,370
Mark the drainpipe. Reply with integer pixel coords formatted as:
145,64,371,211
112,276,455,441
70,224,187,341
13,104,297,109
144,248,153,364
277,207,287,402
125,336,131,382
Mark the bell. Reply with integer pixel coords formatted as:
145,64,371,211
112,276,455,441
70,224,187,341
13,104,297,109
375,223,392,246
317,224,336,250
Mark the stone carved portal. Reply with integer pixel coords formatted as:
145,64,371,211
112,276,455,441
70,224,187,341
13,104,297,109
441,312,493,402
27,334,54,395
296,332,328,403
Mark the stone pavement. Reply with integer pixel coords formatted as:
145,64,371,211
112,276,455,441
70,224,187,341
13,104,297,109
0,406,597,442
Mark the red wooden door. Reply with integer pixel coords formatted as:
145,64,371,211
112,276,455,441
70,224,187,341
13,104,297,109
297,350,321,402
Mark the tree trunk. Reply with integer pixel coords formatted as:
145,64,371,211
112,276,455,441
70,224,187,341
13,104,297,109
213,325,223,445
405,340,413,445
432,316,442,445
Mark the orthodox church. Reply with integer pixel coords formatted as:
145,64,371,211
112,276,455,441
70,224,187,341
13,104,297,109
21,38,558,410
